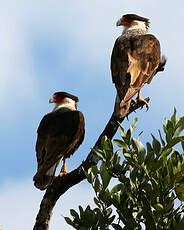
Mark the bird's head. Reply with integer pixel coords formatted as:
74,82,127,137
116,14,149,32
49,92,79,111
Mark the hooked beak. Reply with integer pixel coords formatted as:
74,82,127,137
49,96,55,103
116,19,123,27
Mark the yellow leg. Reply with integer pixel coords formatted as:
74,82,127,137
59,158,69,176
136,89,149,110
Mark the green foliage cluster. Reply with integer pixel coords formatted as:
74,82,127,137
65,109,184,230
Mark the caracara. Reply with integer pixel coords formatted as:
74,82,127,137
33,92,85,190
111,14,165,117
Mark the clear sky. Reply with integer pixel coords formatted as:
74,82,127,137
0,0,183,229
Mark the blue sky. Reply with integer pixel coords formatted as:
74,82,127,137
0,0,183,229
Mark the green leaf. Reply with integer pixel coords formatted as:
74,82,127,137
145,149,154,166
91,148,106,161
166,119,174,131
111,193,120,207
111,184,123,194
126,128,132,144
83,206,96,227
118,122,126,138
64,217,77,228
171,107,177,124
94,176,101,193
165,199,174,212
79,205,84,217
146,142,153,152
154,203,164,211
131,117,139,130
132,138,146,163
112,223,124,230
130,170,136,186
106,207,112,217
124,152,132,159
158,129,165,146
82,167,93,184
108,215,116,224
101,136,112,151
99,189,112,206
113,139,128,150
70,209,80,220
181,141,184,151
101,136,113,160
94,197,101,208
142,196,156,229
151,134,161,156
125,117,138,144
175,190,184,202
89,165,99,177
174,117,184,137
175,182,184,193
112,151,121,167
158,148,172,160
167,129,173,144
100,162,111,190
101,135,108,146
168,136,184,148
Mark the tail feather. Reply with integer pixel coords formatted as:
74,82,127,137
154,55,167,75
33,162,59,190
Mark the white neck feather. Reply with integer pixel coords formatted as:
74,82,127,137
123,20,147,35
53,98,76,112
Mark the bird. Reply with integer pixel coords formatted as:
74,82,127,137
111,14,165,117
33,92,85,190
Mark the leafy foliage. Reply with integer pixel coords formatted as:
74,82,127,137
65,109,184,229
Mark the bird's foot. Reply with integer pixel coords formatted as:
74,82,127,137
59,170,69,177
59,164,69,177
136,97,149,110
59,172,69,177
58,158,69,177
53,170,68,180
130,98,136,106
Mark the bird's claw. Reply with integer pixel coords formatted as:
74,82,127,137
136,97,149,111
59,171,68,177
59,167,69,177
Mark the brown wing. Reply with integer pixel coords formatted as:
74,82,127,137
111,35,130,101
111,34,160,107
33,109,85,190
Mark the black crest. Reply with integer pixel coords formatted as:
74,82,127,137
123,14,150,28
54,92,79,102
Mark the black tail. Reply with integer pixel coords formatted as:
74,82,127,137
33,173,54,190
154,55,167,75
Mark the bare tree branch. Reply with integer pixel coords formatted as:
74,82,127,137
33,97,149,230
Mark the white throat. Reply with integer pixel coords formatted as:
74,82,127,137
53,97,76,112
123,20,147,35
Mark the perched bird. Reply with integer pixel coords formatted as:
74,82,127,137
111,14,165,117
33,92,85,190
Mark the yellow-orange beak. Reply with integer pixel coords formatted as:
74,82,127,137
116,18,123,26
49,96,55,103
